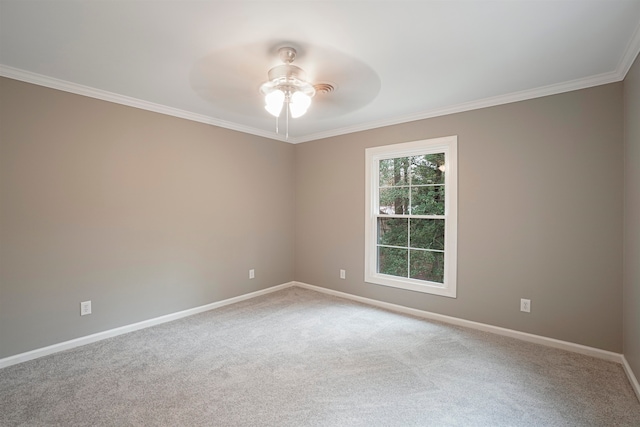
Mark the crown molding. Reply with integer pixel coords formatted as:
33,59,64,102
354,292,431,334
292,69,625,144
0,65,284,142
294,20,640,144
2,44,638,146
616,19,640,80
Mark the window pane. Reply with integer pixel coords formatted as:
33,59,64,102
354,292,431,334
379,187,409,215
379,157,410,187
379,159,396,187
410,219,445,250
378,218,408,246
410,250,444,283
378,246,408,278
411,185,444,215
411,154,445,185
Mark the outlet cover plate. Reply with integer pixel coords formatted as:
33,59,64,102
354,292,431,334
80,301,92,316
520,298,531,313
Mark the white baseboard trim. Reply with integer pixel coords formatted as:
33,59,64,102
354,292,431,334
294,282,623,364
0,282,296,369
295,282,640,402
3,279,637,404
622,355,640,402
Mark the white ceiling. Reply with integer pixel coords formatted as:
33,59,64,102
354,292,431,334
1,1,640,144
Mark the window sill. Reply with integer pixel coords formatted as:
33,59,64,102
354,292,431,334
365,272,457,298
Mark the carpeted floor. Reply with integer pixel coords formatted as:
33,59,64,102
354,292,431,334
1,286,639,426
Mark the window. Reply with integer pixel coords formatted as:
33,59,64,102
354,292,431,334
365,136,457,297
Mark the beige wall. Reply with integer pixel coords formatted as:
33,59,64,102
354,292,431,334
295,83,624,352
0,77,295,358
0,75,630,359
624,55,640,376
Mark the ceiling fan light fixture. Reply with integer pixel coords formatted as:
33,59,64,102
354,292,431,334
289,91,311,118
260,47,316,125
264,90,285,117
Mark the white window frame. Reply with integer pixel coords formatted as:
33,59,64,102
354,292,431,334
365,136,458,298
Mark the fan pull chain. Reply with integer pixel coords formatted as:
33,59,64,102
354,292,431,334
286,101,290,140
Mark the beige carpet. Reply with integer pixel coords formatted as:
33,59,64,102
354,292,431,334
1,286,639,426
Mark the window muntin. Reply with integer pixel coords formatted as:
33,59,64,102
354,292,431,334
365,136,457,297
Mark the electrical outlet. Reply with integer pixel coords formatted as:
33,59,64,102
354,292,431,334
249,269,255,279
340,269,346,279
520,298,531,313
80,300,92,316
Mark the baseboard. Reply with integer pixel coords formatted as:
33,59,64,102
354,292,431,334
0,282,296,369
3,279,636,404
294,282,623,364
622,355,640,402
295,281,640,402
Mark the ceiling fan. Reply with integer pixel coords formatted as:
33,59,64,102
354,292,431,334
259,47,333,138
189,42,380,140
